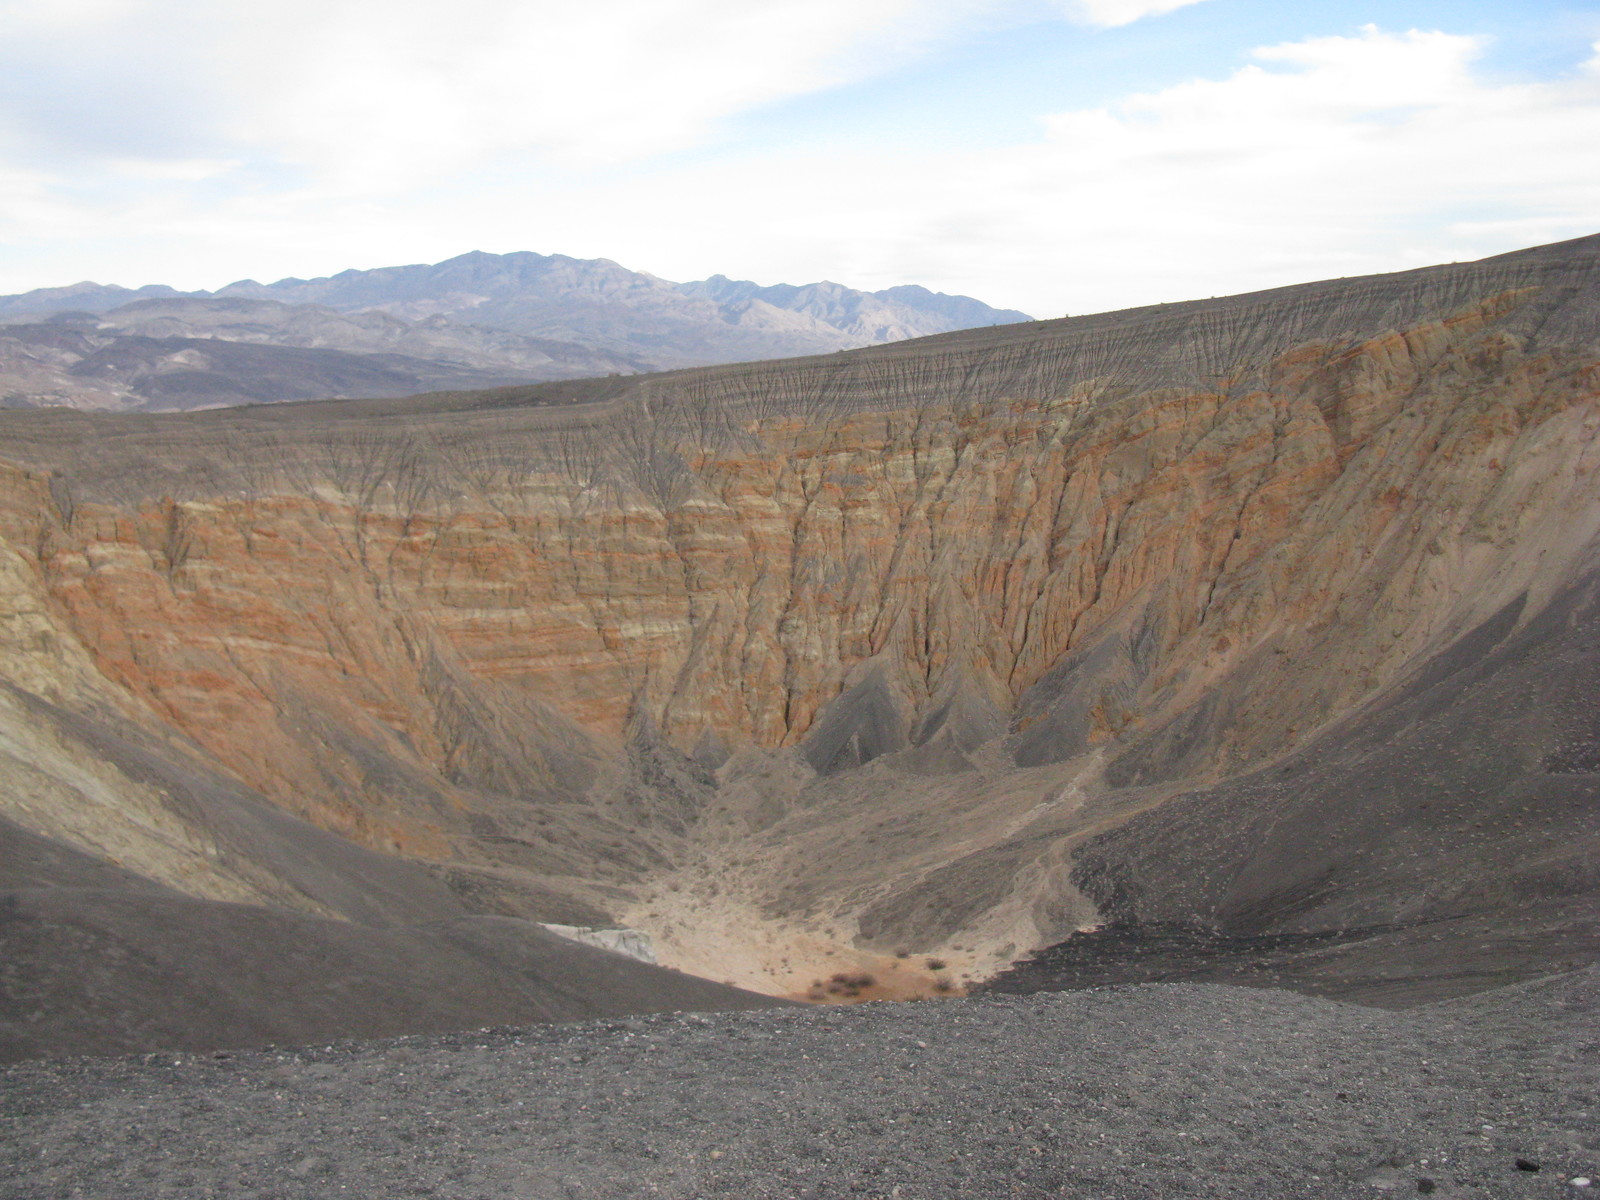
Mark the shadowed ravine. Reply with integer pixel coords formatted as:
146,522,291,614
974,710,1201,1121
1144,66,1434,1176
1,235,1598,1062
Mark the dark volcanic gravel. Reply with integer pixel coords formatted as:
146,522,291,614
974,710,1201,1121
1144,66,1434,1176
3,970,1596,1200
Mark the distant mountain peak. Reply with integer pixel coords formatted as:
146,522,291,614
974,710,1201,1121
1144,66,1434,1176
0,249,1032,410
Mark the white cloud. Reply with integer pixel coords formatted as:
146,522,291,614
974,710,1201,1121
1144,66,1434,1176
235,0,952,182
0,0,971,187
0,163,70,232
578,24,1598,315
1067,0,1208,29
1,19,1598,314
1,0,140,28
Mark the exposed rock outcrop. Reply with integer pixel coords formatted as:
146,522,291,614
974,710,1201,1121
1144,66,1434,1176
541,924,659,964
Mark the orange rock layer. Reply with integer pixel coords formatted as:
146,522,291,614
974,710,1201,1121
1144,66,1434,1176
1,303,1597,869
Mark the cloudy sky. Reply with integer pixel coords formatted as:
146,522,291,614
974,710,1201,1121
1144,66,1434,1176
1,0,1597,316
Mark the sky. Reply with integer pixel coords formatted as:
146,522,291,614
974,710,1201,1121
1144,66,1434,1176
1,0,1598,317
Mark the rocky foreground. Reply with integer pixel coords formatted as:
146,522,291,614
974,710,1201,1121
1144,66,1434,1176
3,969,1595,1200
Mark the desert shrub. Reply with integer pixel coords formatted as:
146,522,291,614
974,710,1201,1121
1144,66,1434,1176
823,971,876,998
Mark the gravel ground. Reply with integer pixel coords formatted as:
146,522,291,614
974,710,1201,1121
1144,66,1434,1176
2,969,1596,1200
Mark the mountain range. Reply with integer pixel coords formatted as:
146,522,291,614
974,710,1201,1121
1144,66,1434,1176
0,251,1031,411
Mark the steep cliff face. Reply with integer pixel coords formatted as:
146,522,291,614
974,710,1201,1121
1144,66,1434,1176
2,236,1597,1012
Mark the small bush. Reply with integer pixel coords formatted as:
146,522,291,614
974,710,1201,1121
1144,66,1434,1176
821,971,876,998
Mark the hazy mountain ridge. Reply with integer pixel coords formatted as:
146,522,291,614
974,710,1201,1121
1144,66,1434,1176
0,320,592,412
675,274,1033,344
0,251,1031,410
0,281,186,319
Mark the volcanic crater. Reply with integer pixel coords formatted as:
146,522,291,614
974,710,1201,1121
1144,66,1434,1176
2,236,1599,1198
